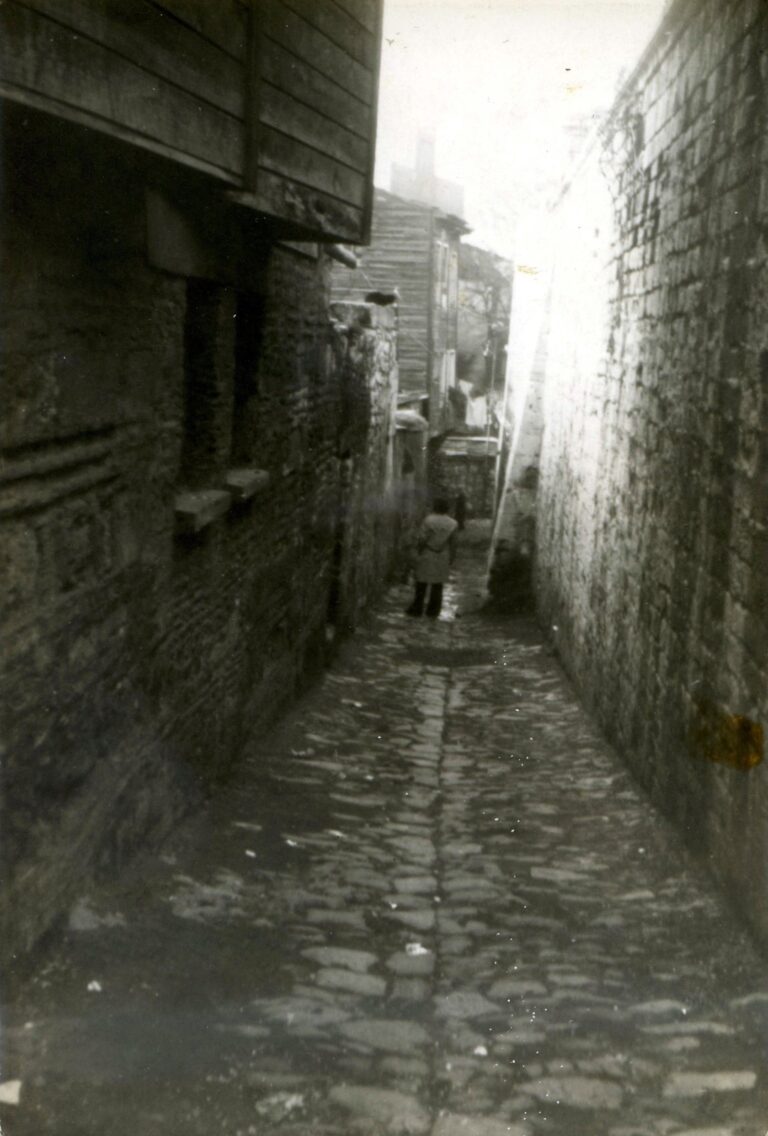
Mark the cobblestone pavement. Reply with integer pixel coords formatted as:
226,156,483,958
4,547,768,1136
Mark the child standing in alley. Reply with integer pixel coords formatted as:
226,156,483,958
406,498,458,619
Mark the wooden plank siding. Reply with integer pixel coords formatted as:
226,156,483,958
260,85,368,174
278,0,377,70
331,190,434,394
331,188,470,435
148,0,247,57
359,0,383,240
261,41,372,139
263,1,374,106
0,2,242,176
16,0,244,114
258,124,365,206
0,0,383,243
333,0,378,35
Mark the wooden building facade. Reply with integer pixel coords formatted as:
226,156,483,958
0,0,382,243
331,187,470,436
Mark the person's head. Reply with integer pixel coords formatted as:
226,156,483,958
433,497,450,514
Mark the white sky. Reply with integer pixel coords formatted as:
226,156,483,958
374,0,667,256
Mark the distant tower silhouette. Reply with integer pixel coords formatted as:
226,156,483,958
391,132,465,218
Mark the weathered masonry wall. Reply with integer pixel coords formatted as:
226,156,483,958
330,189,469,437
536,0,768,942
330,189,432,396
327,301,400,637
1,113,396,961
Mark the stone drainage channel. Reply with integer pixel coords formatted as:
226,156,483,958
4,549,768,1136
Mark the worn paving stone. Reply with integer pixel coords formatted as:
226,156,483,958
315,968,387,997
302,947,379,973
339,1019,431,1053
641,1020,736,1036
380,1055,430,1079
435,991,500,1019
488,978,547,998
386,949,435,977
494,1028,548,1047
666,1129,738,1136
524,1075,624,1109
305,908,367,928
392,977,431,1002
432,1114,529,1136
330,1085,431,1134
254,994,353,1029
662,1071,758,1097
5,551,768,1135
387,909,436,932
394,876,438,895
388,836,437,864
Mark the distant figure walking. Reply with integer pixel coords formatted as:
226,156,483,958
407,498,459,618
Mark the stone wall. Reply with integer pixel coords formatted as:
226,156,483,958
536,0,768,941
1,113,398,960
327,301,400,637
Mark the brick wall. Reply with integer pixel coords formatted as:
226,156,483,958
1,112,398,960
535,0,768,942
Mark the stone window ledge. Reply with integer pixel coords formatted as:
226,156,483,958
174,470,270,535
174,490,230,535
225,467,270,502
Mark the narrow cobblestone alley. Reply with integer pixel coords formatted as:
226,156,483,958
5,546,768,1136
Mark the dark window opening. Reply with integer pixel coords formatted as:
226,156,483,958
179,279,230,490
231,290,266,466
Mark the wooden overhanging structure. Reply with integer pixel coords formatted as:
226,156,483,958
0,0,384,245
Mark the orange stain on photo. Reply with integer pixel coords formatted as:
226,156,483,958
690,700,764,771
